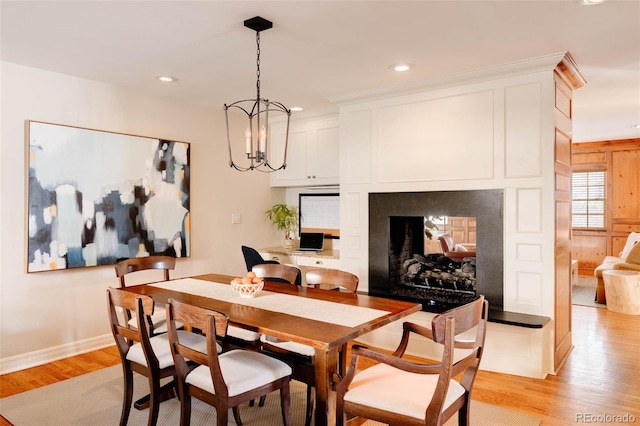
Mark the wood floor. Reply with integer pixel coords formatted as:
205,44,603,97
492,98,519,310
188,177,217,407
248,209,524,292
1,305,639,426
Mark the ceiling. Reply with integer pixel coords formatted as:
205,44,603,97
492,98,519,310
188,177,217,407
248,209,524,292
2,1,639,143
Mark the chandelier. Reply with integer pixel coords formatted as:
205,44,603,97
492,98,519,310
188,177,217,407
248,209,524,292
224,16,291,172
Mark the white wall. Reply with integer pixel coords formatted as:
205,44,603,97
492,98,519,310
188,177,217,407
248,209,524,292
334,54,567,378
0,62,284,373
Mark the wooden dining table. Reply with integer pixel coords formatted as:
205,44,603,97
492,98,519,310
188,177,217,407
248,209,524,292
122,272,422,426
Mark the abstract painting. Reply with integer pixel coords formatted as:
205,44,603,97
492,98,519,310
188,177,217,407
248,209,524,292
26,121,190,272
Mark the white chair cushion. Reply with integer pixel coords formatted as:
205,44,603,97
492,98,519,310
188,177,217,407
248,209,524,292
260,335,315,357
227,325,262,342
344,363,465,421
185,349,292,397
126,330,212,369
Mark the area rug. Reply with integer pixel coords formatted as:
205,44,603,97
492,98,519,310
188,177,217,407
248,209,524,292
572,277,606,308
0,365,541,425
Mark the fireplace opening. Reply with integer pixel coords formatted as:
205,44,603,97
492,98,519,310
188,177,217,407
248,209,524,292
369,190,504,313
389,216,478,310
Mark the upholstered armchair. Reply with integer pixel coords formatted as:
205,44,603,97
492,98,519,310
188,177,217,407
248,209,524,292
437,234,476,260
593,232,640,304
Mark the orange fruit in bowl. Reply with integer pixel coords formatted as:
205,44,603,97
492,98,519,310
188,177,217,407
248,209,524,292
251,277,263,284
231,277,242,284
241,276,253,284
246,271,257,279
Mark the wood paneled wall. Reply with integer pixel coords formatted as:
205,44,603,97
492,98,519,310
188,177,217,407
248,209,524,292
572,139,640,275
553,68,577,372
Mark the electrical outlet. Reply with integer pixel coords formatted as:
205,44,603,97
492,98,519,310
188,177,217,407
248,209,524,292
231,213,241,224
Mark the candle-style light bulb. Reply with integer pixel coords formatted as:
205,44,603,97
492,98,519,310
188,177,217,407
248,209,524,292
259,125,267,153
245,127,252,154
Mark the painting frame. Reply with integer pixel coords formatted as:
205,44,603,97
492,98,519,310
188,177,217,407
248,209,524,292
25,121,191,273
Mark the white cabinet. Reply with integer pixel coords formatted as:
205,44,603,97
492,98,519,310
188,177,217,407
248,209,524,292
295,255,340,269
258,249,340,269
270,115,339,187
261,252,295,265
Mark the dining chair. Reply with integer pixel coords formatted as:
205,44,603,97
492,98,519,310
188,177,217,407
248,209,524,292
166,298,293,426
259,268,359,426
106,287,210,426
114,256,176,335
222,263,300,353
334,296,488,426
241,245,279,271
225,262,303,409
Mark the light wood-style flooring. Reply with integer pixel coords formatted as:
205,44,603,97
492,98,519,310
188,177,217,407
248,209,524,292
1,305,639,425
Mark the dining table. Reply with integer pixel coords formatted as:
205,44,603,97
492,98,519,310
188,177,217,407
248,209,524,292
122,272,422,426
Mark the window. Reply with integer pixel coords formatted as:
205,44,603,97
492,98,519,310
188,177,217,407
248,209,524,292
572,171,606,229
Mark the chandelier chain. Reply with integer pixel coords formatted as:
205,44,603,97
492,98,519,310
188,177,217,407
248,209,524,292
256,31,261,98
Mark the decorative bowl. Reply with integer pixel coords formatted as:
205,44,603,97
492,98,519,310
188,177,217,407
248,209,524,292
231,281,264,298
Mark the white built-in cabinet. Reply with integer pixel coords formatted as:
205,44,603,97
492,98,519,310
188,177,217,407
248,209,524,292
258,248,341,286
270,115,339,187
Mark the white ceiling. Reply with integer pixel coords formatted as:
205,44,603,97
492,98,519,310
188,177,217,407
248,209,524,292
2,1,639,143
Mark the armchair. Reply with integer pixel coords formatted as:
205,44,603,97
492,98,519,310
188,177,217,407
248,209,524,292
335,296,488,426
438,234,476,261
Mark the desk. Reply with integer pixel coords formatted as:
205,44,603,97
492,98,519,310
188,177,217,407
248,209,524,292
124,273,421,426
259,247,340,268
259,247,340,286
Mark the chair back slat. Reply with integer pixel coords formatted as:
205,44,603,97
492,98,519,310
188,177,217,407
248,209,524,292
431,296,485,343
115,255,176,287
108,286,155,315
306,269,359,293
168,298,229,337
252,263,300,286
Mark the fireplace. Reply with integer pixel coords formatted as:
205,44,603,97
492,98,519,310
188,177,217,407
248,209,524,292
369,190,504,313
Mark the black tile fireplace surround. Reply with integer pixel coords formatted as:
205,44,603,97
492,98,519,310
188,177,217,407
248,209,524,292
369,189,504,313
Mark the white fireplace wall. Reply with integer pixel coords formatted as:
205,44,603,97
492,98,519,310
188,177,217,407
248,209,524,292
334,55,565,378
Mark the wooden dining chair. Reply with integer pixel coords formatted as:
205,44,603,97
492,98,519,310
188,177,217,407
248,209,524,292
334,296,488,426
166,298,293,426
114,256,176,336
106,287,210,426
259,268,359,426
222,263,300,353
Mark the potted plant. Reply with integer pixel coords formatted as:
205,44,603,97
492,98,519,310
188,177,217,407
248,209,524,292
265,203,299,248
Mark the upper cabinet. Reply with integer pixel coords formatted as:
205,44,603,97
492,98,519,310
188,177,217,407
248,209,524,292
270,115,339,187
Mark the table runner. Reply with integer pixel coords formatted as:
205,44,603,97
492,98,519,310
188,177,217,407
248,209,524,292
150,278,390,327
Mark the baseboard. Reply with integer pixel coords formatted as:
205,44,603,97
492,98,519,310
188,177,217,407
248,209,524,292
0,334,114,374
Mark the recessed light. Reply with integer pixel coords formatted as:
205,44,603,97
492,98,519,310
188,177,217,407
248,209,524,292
290,107,304,112
632,124,640,129
389,63,413,72
154,75,178,83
